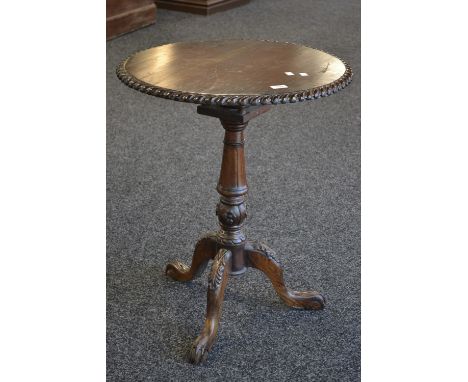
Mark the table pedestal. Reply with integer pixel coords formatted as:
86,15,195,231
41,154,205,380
165,105,325,364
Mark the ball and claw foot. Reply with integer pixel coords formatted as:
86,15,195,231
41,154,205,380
189,332,211,364
245,241,326,310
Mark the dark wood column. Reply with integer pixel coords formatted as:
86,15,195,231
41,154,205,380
215,119,248,274
197,105,270,274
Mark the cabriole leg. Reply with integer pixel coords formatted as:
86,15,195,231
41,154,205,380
190,249,232,364
245,241,325,310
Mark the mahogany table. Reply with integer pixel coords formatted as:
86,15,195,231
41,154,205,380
116,40,352,364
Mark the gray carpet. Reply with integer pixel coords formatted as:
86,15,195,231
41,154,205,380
107,0,360,380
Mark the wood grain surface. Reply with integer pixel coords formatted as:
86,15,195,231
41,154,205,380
117,40,352,106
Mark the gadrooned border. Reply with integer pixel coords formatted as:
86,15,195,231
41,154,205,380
116,40,353,107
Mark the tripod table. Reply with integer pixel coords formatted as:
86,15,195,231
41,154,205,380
116,40,352,364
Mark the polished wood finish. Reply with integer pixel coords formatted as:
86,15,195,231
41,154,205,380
116,40,353,106
165,106,325,364
245,242,325,310
117,41,352,364
156,0,249,15
190,248,232,363
165,232,218,281
106,0,156,40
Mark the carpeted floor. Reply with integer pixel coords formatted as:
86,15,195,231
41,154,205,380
107,0,360,380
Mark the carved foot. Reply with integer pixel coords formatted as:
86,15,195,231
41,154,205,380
165,232,218,282
245,242,325,310
189,249,232,364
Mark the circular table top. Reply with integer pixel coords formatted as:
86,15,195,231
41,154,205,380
117,40,352,107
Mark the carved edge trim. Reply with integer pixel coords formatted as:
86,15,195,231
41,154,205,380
251,242,281,267
196,230,246,247
216,231,246,246
208,249,231,291
116,40,353,107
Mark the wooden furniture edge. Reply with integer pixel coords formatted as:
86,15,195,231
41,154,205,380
155,0,250,15
107,2,157,40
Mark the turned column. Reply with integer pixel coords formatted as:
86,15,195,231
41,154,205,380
215,118,248,275
197,104,271,275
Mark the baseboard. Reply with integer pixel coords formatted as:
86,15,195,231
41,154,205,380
107,2,157,40
155,0,250,15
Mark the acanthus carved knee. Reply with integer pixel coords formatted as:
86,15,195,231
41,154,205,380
249,242,281,267
208,249,231,291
